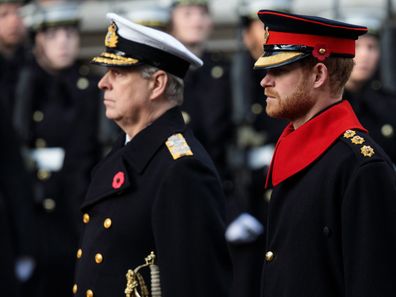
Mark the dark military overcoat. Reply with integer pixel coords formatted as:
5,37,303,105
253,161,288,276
73,107,232,297
261,101,396,297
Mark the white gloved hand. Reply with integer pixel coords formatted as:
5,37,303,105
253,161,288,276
15,256,36,282
225,213,264,244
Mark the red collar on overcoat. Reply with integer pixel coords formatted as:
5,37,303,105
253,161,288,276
266,100,367,188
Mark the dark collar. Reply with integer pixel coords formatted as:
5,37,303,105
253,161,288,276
81,107,186,209
122,106,186,173
266,100,367,187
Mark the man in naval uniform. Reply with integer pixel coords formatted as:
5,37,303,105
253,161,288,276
254,10,396,297
72,13,231,297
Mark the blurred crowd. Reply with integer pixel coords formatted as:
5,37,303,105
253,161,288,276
1,0,395,297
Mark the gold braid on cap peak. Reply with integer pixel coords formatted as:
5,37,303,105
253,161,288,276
254,52,304,68
125,252,162,297
92,52,140,66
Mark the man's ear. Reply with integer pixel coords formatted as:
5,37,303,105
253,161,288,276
312,62,329,89
149,70,168,101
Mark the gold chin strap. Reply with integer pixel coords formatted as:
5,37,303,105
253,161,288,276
125,252,162,297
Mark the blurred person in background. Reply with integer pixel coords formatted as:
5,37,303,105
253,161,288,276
13,1,102,297
0,0,27,113
0,82,36,297
343,13,396,167
225,2,290,296
168,0,234,194
120,1,170,31
0,0,36,295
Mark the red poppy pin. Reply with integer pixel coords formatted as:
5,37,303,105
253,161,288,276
112,171,125,189
312,44,331,61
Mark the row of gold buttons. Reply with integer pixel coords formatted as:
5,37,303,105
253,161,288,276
72,284,93,297
73,214,113,295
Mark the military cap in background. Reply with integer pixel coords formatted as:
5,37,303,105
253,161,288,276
91,12,202,78
118,3,170,30
254,10,368,70
0,0,24,3
22,0,80,32
170,0,208,7
317,6,385,37
238,0,291,24
339,14,383,37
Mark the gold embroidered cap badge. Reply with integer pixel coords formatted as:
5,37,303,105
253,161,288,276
105,22,119,48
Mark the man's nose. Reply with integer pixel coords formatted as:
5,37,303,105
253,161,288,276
260,74,274,88
98,72,110,90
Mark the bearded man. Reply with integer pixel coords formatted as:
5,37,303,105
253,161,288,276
254,10,396,297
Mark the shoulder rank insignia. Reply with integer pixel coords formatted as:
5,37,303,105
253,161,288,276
351,135,365,145
166,133,193,160
361,145,375,157
343,130,356,138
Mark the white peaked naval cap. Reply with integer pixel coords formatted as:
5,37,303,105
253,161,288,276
92,12,203,78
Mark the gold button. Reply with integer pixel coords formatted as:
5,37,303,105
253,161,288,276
381,124,394,138
77,77,89,90
95,253,103,264
211,66,224,79
251,103,263,115
33,111,44,122
265,251,274,262
83,213,90,224
319,48,326,54
43,198,56,212
77,248,82,259
72,284,78,294
86,289,94,297
37,169,51,181
35,138,47,148
103,218,112,229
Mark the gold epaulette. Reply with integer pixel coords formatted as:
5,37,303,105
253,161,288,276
343,130,375,157
165,133,193,160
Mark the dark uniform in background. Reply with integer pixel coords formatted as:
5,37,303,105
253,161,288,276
0,0,36,295
73,12,231,297
254,10,396,297
182,51,233,184
13,3,101,297
0,100,35,297
0,46,26,113
226,2,290,296
169,0,234,191
342,15,396,166
344,79,396,165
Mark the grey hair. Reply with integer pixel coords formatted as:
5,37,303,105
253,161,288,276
139,65,184,105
